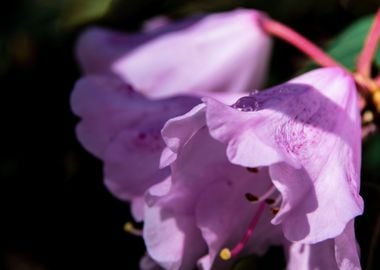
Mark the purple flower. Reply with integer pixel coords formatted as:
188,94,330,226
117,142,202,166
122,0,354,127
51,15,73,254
70,75,200,220
206,67,363,244
71,8,272,222
75,9,271,98
143,104,283,269
70,75,243,221
145,67,363,269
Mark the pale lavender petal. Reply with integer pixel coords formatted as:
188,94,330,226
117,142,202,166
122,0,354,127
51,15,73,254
76,27,145,75
160,103,206,167
205,98,286,168
143,203,207,270
160,93,245,168
269,150,362,243
115,9,271,98
130,197,145,222
286,221,361,270
70,75,199,204
71,75,137,158
102,118,169,201
76,18,199,76
206,67,363,243
76,9,271,98
145,177,173,208
334,221,361,270
286,241,339,270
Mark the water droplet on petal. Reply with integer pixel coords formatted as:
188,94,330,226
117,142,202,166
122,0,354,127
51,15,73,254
231,96,259,112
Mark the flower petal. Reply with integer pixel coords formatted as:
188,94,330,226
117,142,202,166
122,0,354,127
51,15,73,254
76,9,271,98
71,75,200,204
144,202,206,270
286,241,339,270
160,93,245,168
144,128,227,269
286,221,361,270
160,103,206,167
334,221,361,270
206,67,363,243
162,108,283,269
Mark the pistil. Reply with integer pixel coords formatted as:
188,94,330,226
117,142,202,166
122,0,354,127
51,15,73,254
219,202,266,260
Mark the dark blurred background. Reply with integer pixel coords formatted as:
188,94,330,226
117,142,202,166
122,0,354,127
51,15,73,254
1,0,380,269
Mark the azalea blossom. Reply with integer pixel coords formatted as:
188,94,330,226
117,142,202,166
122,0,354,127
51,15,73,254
145,67,363,269
70,74,243,221
70,75,200,220
143,104,283,270
71,8,272,221
75,9,272,98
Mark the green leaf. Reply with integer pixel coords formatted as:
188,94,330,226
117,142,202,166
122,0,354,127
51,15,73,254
326,14,378,71
59,0,113,28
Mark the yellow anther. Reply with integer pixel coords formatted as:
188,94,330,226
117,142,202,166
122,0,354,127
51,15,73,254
219,248,232,261
362,110,374,123
124,222,134,232
123,222,143,236
271,207,280,215
246,167,259,173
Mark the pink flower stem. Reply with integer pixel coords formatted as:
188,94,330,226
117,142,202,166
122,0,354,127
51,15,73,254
229,202,266,257
261,17,345,69
357,9,380,78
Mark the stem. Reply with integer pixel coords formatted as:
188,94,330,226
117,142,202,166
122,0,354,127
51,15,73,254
261,17,344,69
357,9,380,77
375,74,380,85
354,73,379,94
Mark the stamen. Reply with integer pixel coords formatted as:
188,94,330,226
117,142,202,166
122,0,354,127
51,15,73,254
245,193,259,202
219,248,231,260
246,167,259,173
245,186,277,204
124,221,143,236
219,202,266,260
271,207,280,215
362,110,374,124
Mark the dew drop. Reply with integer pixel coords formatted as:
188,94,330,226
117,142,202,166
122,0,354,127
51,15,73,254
231,96,259,112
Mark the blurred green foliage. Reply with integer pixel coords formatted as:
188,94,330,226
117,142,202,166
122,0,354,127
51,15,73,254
327,14,380,70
